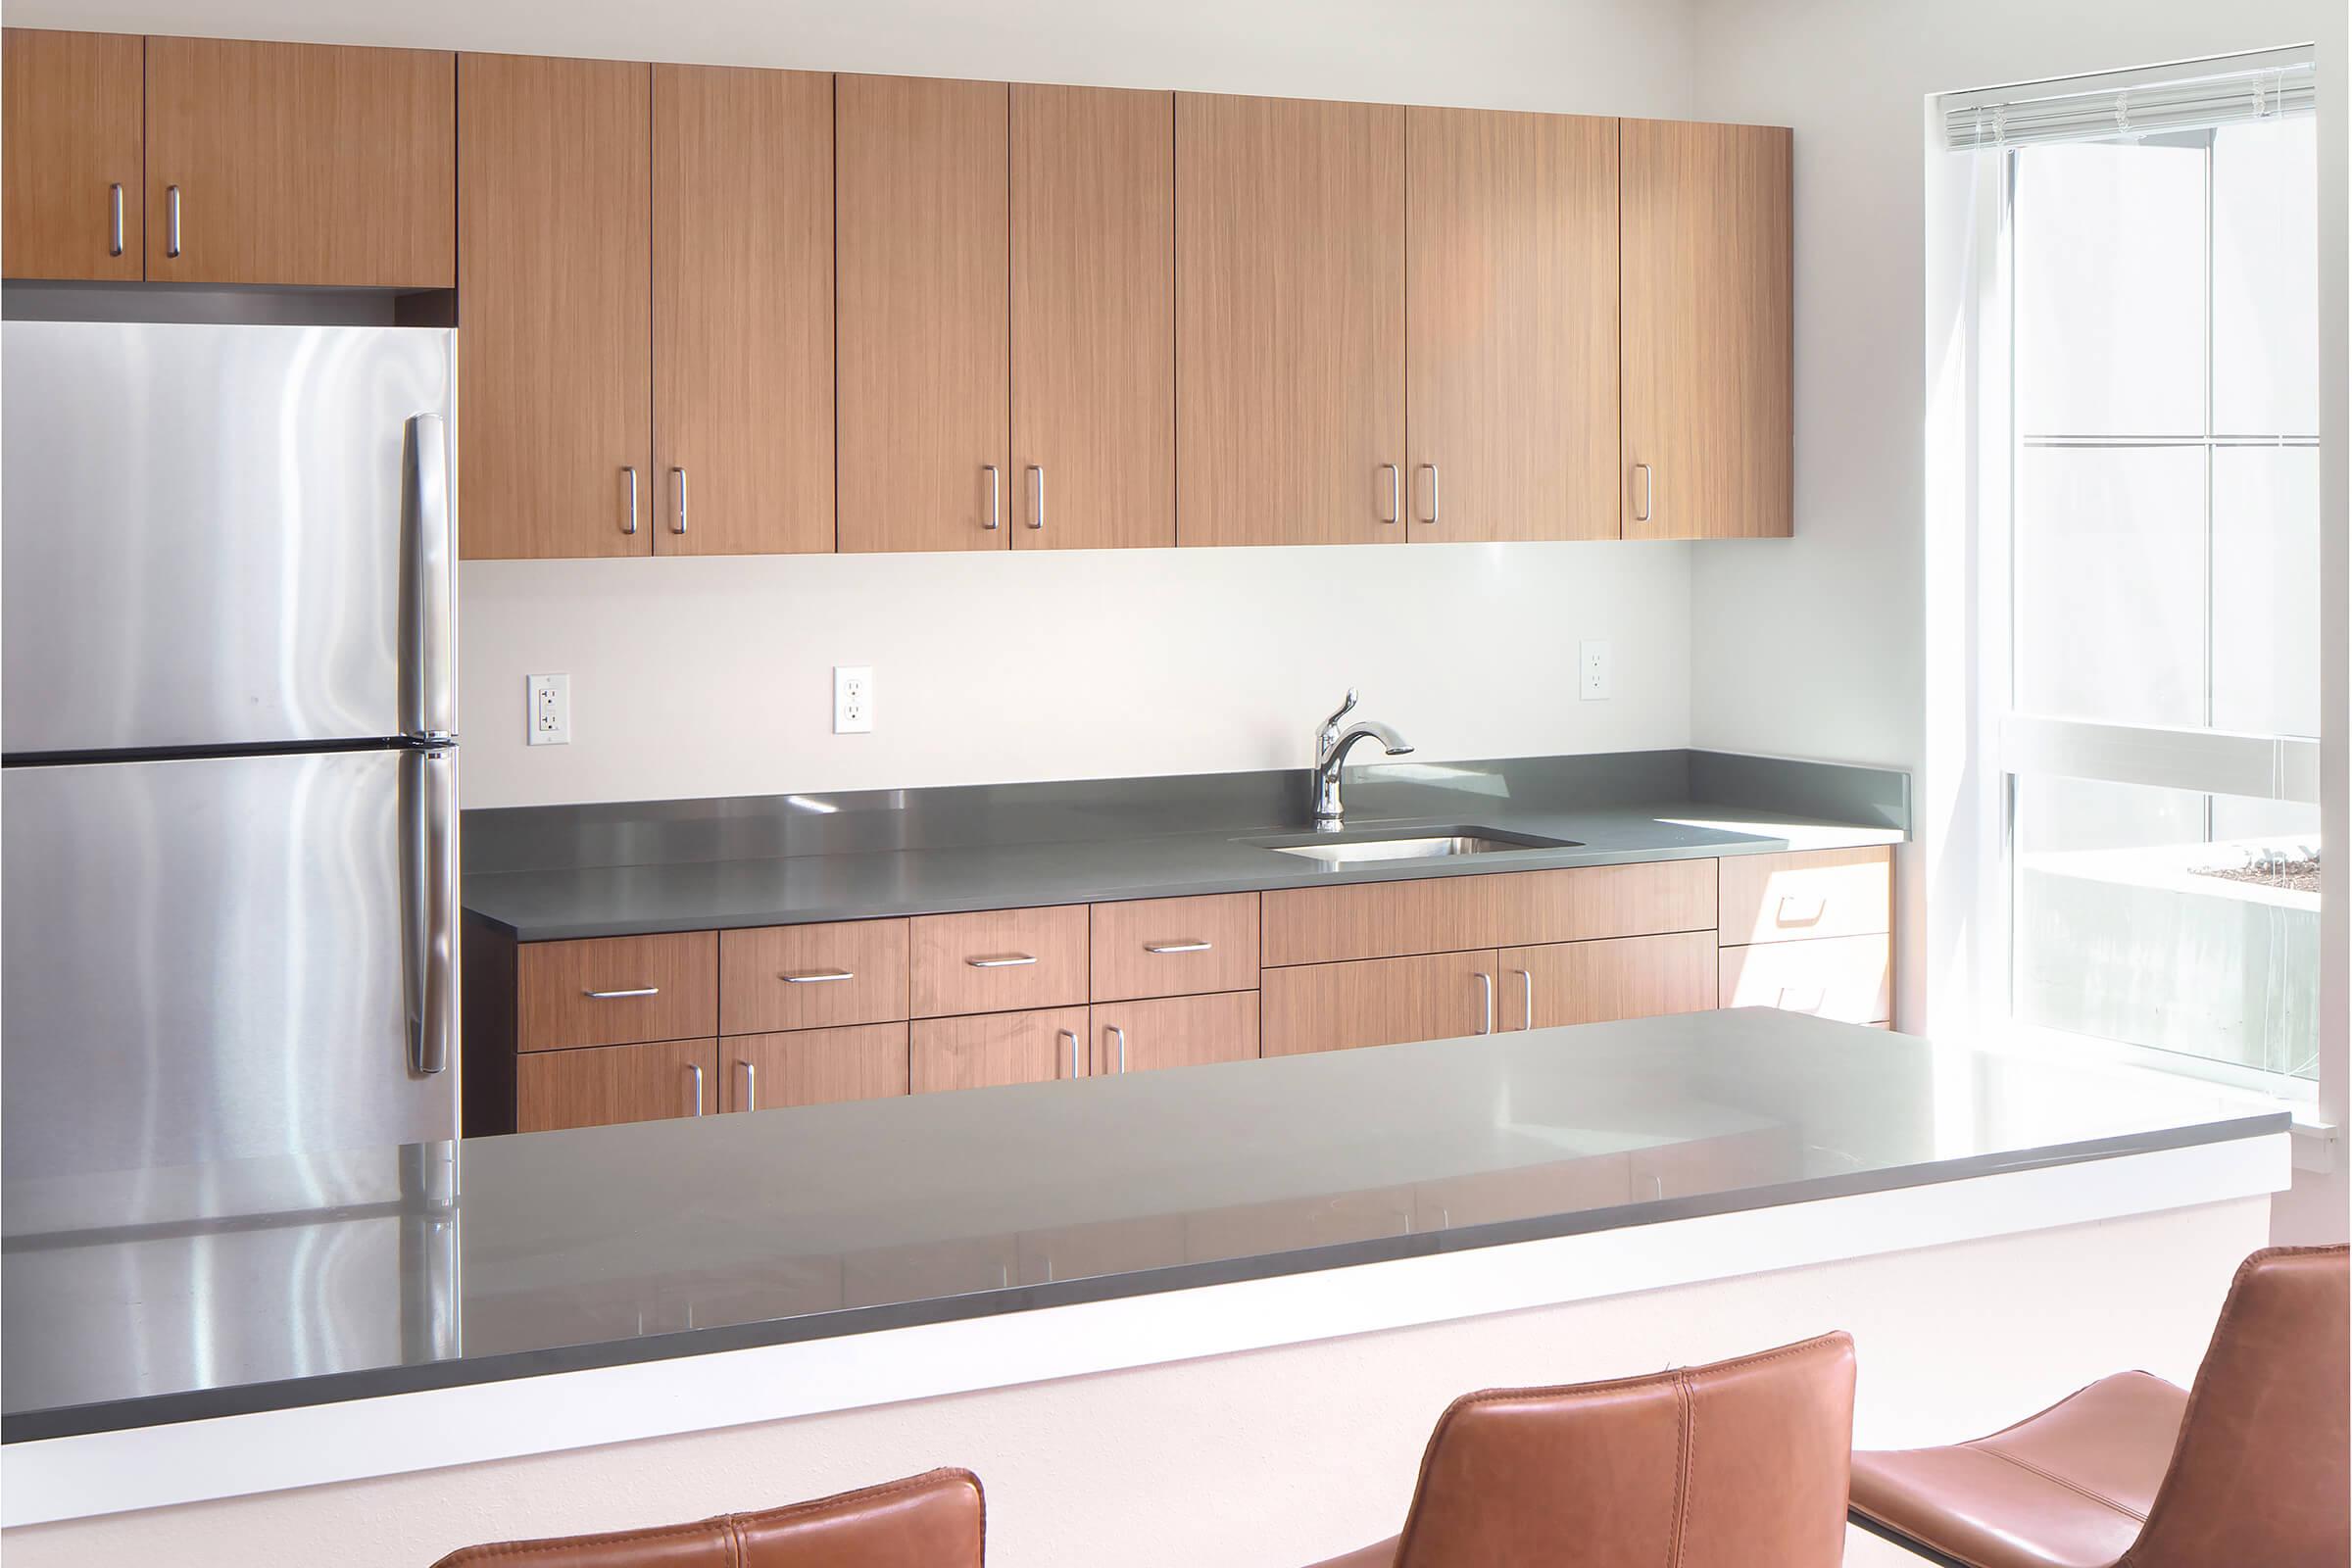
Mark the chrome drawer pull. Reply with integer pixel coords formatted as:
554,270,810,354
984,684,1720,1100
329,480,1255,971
740,1058,757,1112
165,184,181,258
621,466,639,535
1059,1027,1080,1079
1476,971,1494,1035
1109,1025,1129,1073
583,986,659,1000
109,182,124,257
1379,463,1400,524
781,968,855,984
966,954,1038,968
1777,987,1828,1013
686,1062,706,1116
1144,940,1212,955
1514,968,1534,1030
1775,894,1829,927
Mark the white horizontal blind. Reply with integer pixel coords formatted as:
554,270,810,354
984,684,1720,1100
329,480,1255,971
1943,48,2314,150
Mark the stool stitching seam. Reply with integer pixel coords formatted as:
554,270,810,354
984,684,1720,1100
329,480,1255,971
1972,1443,2151,1522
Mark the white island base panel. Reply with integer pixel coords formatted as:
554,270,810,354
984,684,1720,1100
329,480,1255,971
3,1134,2283,1566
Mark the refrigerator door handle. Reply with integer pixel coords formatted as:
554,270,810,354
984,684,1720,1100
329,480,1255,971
399,414,457,741
401,747,457,1076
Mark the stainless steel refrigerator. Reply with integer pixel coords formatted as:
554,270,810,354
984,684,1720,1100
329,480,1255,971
2,320,461,1184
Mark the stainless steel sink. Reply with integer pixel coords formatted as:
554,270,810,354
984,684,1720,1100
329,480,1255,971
1249,827,1578,865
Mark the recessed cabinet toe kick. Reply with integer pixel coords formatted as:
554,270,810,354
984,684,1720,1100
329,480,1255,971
465,847,1892,1136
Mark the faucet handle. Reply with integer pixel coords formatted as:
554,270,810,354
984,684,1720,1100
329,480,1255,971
1319,688,1360,736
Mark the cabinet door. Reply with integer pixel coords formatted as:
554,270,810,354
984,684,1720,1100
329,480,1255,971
721,1023,909,1111
1261,950,1499,1057
653,65,833,556
1406,108,1617,543
144,38,455,287
1176,93,1404,547
1009,83,1174,550
458,53,652,560
910,1006,1090,1093
2,29,142,281
1092,991,1258,1075
516,1038,716,1133
1499,931,1717,1031
1620,119,1791,540
837,74,1009,553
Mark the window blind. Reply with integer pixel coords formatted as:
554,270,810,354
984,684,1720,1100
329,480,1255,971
1942,50,2314,151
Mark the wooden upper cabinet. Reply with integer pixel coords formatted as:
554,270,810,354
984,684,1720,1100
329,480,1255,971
4,30,143,281
837,74,1010,553
144,37,454,287
1620,119,1792,540
1010,83,1174,550
1176,92,1405,547
653,65,834,556
1406,108,1618,542
458,53,653,560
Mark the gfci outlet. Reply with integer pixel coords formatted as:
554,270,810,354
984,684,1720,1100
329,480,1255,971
527,672,570,745
834,665,874,734
1579,640,1611,702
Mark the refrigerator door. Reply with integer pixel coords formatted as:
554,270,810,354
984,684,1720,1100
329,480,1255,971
2,748,459,1182
0,321,456,756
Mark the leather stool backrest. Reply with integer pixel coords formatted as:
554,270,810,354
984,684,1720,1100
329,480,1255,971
1392,1331,1855,1568
2124,1245,2349,1568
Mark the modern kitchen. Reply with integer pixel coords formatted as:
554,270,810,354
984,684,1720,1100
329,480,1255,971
1,3,2346,1565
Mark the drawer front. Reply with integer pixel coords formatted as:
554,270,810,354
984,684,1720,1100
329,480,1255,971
909,1005,1090,1093
719,1022,909,1112
515,1038,717,1132
1718,846,1891,946
1502,931,1718,1030
1090,892,1260,1001
719,919,909,1034
909,905,1089,1017
1260,950,1500,1057
517,931,717,1051
1091,990,1259,1075
1719,934,1890,1023
1261,860,1716,967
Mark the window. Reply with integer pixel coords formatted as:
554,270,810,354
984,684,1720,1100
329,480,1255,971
1946,51,2321,1087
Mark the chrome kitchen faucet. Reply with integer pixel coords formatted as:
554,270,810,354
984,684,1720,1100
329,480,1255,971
1312,689,1414,830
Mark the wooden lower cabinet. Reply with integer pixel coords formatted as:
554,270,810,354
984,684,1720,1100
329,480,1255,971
720,1022,908,1112
516,1037,717,1133
1500,931,1717,1031
1719,933,1890,1024
1261,950,1500,1057
1090,991,1258,1075
909,1005,1090,1093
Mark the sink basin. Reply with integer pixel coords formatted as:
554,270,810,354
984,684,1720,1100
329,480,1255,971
1250,827,1579,865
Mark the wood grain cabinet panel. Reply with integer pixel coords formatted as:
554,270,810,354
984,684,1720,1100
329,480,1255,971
1091,991,1259,1075
1719,933,1890,1024
1260,950,1500,1057
1089,892,1259,1001
908,905,1089,1018
458,52,652,560
144,37,455,286
1176,92,1404,547
1405,107,1618,542
516,931,717,1051
1500,931,1718,1030
1262,860,1716,968
3,29,143,281
1717,846,1892,946
653,64,834,556
719,919,907,1034
1010,83,1174,550
1620,118,1792,540
516,1037,716,1132
909,1005,1090,1093
720,1023,909,1111
837,74,1009,553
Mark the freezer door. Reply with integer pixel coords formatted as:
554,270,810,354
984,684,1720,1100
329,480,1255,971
1,321,456,755
2,750,459,1182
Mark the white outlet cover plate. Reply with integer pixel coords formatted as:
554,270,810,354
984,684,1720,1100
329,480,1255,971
834,665,874,734
1579,640,1610,702
526,672,570,746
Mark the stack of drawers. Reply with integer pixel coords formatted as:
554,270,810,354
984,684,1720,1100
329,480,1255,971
1715,847,1893,1026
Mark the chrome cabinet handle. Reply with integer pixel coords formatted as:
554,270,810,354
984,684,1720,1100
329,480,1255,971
166,184,181,258
398,748,456,1075
399,415,456,741
670,466,688,534
1058,1028,1080,1080
983,464,1001,529
1418,463,1439,526
967,954,1038,968
1144,940,1212,955
1633,463,1653,523
1513,968,1534,1030
1476,971,1494,1035
108,182,124,257
781,968,854,984
621,466,639,534
1775,894,1829,927
1109,1025,1129,1073
1379,463,1400,524
584,986,659,1000
1026,465,1045,530
687,1062,705,1116
1777,987,1828,1013
739,1058,757,1112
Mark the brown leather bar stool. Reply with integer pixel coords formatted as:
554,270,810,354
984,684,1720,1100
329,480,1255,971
428,1467,984,1567
1850,1244,2350,1568
1302,1331,1857,1567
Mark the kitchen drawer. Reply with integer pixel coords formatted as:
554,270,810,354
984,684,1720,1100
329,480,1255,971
1718,846,1891,946
909,904,1089,1017
1719,933,1890,1023
515,1037,717,1132
1260,950,1500,1057
719,918,908,1034
1500,931,1717,1030
517,931,717,1052
1261,860,1716,967
909,1004,1090,1093
719,1022,909,1112
1091,990,1259,1075
1090,892,1260,1001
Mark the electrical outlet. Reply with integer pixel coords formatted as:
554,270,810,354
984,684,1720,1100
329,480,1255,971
1579,640,1610,702
834,665,874,734
527,673,570,745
